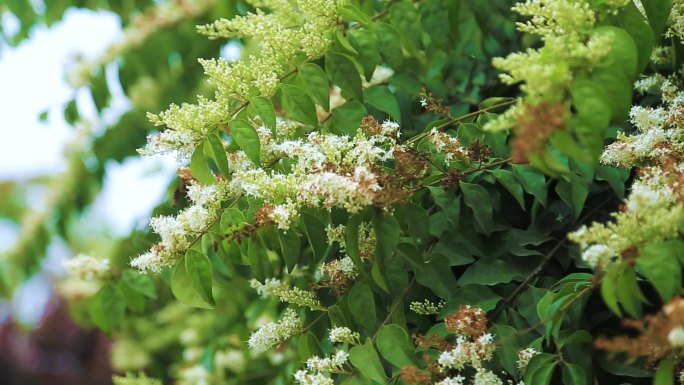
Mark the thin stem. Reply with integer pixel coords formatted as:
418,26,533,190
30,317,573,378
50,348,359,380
372,277,416,342
406,99,516,146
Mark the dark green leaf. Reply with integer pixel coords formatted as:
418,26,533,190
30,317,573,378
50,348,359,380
190,143,216,184
207,134,231,177
172,261,214,309
122,270,156,299
185,249,215,306
331,101,367,135
325,52,363,101
460,181,493,235
250,96,276,132
364,86,401,122
229,119,261,165
376,324,416,367
349,282,376,330
281,84,319,126
299,63,330,111
89,283,126,332
349,340,387,384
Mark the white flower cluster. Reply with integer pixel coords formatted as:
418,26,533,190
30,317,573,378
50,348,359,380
666,0,684,40
325,224,347,250
669,326,684,348
63,253,110,281
601,99,684,168
320,257,358,282
131,181,233,273
142,0,345,158
251,278,323,310
293,371,333,385
410,299,446,315
428,128,468,165
178,364,210,385
295,351,348,385
230,123,401,230
248,308,302,353
516,347,539,372
436,376,466,385
570,168,684,269
438,333,496,370
328,326,361,345
306,350,349,373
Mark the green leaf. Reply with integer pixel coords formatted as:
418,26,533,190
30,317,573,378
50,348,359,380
278,228,301,273
118,279,145,313
220,208,246,232
460,181,493,235
229,119,261,165
89,283,126,332
571,79,612,159
637,241,683,302
616,266,643,318
185,249,215,306
590,68,632,122
600,268,622,316
491,324,522,378
524,354,557,385
331,101,367,135
593,26,639,80
207,133,231,177
555,174,588,220
373,213,400,265
299,63,330,111
338,3,374,27
349,340,387,384
364,86,401,122
247,237,269,281
459,257,520,286
281,83,319,126
190,143,216,184
375,23,403,68
349,282,376,330
376,324,416,367
172,261,214,309
250,96,276,132
325,52,363,101
641,0,673,39
612,6,655,74
512,164,547,206
404,203,430,250
489,169,525,210
301,212,328,261
122,270,156,299
654,357,675,385
348,29,381,81
562,363,587,385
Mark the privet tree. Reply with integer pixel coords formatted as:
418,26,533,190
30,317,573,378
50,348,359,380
3,0,684,384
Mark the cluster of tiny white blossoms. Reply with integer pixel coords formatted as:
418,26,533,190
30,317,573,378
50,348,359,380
570,169,683,268
319,257,358,282
230,121,401,230
410,299,446,315
428,128,469,165
601,97,684,168
438,333,496,371
516,347,539,372
484,0,622,132
250,278,324,310
140,0,346,159
571,79,684,269
325,224,347,250
247,308,302,353
668,326,684,348
62,253,111,281
131,181,233,273
666,0,684,40
328,326,361,345
294,351,348,385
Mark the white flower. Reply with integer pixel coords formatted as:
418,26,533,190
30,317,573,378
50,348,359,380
669,326,684,348
581,244,614,267
329,327,361,345
436,376,465,385
248,308,302,353
294,370,334,385
63,253,110,280
420,98,428,107
516,347,539,371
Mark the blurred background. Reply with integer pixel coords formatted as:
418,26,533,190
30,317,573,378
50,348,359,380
0,1,239,383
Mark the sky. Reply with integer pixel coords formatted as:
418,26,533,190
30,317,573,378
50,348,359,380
0,8,178,237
